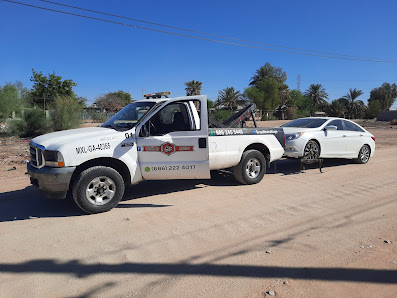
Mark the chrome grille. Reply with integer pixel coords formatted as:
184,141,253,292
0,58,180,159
29,143,44,168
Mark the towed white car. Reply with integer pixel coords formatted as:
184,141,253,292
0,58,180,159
27,95,285,214
282,117,375,163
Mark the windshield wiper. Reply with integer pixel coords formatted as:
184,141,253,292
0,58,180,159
102,124,117,130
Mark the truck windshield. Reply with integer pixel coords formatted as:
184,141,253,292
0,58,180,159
281,118,327,128
102,101,156,131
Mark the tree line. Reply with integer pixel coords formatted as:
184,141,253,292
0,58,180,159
1,66,396,137
185,62,397,121
0,69,136,137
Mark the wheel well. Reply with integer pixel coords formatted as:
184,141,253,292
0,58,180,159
244,143,270,162
70,158,132,188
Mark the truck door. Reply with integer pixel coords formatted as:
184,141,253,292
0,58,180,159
135,96,210,180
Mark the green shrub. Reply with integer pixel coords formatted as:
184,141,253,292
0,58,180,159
7,109,50,137
92,112,107,123
52,96,82,131
212,109,233,122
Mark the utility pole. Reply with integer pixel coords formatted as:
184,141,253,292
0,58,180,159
297,74,301,91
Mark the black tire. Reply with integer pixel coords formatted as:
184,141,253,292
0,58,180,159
233,150,266,185
355,145,371,164
72,166,125,214
303,140,320,161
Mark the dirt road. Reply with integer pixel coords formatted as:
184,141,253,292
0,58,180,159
0,125,396,297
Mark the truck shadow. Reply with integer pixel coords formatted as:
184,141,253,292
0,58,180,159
0,186,82,222
0,186,175,222
122,170,238,202
0,159,359,219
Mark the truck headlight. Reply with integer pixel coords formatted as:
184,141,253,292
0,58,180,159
286,132,304,141
43,150,65,167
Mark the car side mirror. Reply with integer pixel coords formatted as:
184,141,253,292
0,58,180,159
324,125,337,131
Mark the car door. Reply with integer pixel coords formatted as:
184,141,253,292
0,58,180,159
135,96,210,180
320,119,348,157
343,120,366,157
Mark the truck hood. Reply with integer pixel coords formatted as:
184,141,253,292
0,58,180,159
31,127,128,150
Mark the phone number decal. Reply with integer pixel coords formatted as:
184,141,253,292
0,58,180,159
145,165,196,172
76,143,111,154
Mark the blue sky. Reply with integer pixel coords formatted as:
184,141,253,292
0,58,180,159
1,0,396,108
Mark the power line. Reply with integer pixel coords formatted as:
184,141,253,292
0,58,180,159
34,0,397,63
2,0,397,64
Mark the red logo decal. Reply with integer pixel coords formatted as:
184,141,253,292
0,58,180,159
143,143,193,156
161,142,176,156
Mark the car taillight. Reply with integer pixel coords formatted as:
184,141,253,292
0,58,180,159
371,136,375,142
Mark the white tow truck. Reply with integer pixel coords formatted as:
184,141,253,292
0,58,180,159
27,95,285,213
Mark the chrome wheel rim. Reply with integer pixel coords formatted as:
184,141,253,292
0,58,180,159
360,146,370,163
303,141,319,161
246,158,261,179
86,176,116,205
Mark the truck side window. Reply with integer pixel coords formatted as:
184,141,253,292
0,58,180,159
145,102,192,136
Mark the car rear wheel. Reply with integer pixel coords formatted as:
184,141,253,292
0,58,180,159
233,150,266,185
356,145,370,164
72,166,125,214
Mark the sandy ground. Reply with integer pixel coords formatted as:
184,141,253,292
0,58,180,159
0,121,396,297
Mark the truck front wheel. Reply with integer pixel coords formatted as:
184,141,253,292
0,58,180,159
72,166,125,214
233,150,266,185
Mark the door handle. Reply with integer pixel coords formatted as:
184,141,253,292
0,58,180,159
199,138,207,148
360,134,363,137
343,135,346,137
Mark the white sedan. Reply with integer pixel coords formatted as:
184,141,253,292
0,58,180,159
282,117,375,164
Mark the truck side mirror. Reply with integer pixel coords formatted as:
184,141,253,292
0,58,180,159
139,122,150,137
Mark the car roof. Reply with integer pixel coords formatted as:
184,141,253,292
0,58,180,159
296,117,357,121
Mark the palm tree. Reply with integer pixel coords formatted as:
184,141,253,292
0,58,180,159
249,62,287,87
304,84,328,113
327,100,346,118
185,80,202,96
215,87,244,110
343,88,364,119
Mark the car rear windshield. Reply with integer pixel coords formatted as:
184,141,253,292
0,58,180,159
282,118,328,128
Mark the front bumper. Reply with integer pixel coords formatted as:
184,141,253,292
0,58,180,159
284,144,304,158
27,163,76,199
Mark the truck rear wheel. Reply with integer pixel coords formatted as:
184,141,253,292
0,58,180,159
233,150,266,185
72,166,125,214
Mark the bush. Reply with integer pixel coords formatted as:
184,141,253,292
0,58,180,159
365,100,382,119
7,109,50,137
212,109,233,122
92,112,107,123
52,96,83,131
285,107,298,120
